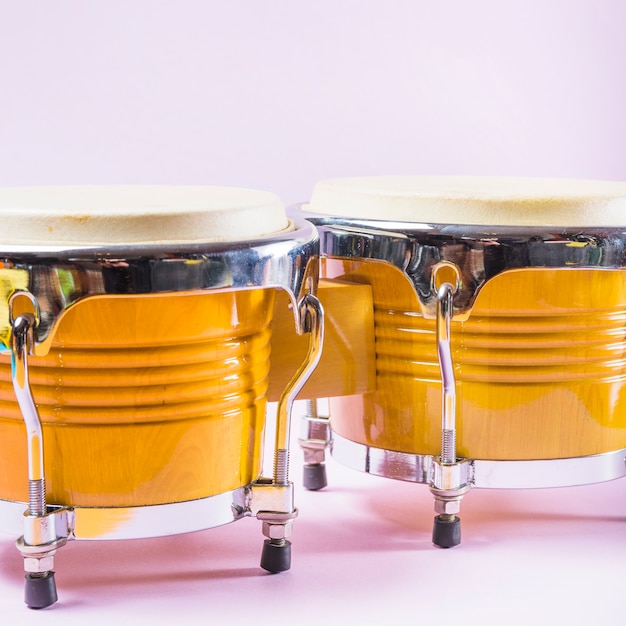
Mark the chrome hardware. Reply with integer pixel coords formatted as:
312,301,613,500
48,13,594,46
298,399,331,491
299,209,626,320
0,214,324,600
9,295,46,516
434,277,457,465
0,483,301,542
273,293,324,485
260,293,323,555
261,515,294,542
429,272,468,546
16,506,69,570
9,297,69,605
247,481,296,518
249,481,298,573
431,485,471,517
299,399,331,466
21,506,69,546
330,433,626,489
431,459,473,492
0,217,319,354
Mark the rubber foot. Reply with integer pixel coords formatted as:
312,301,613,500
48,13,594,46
432,515,461,548
303,463,327,491
260,539,292,573
25,572,58,609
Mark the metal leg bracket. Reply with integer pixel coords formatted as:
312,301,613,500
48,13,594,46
247,480,297,574
299,399,330,491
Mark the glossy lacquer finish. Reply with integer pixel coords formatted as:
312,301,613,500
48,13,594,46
326,259,626,460
0,289,274,507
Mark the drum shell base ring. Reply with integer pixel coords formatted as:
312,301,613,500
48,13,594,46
330,432,626,489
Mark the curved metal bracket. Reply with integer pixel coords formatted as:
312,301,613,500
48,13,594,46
298,207,626,319
9,296,46,517
436,280,457,466
0,218,319,354
273,294,325,486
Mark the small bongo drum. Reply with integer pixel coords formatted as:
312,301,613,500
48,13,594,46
297,176,626,547
0,185,323,608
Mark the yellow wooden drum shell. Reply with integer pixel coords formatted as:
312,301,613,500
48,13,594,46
0,289,274,507
325,259,626,460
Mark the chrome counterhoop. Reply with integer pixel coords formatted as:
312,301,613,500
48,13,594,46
298,209,626,319
1,217,319,353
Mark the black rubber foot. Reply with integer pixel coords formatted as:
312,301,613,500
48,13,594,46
432,515,461,548
260,539,292,573
25,572,58,609
303,463,327,491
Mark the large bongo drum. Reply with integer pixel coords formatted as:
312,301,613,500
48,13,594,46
296,176,626,547
0,185,322,608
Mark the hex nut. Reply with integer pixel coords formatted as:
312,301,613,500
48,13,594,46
302,448,326,465
434,498,461,515
24,556,54,574
308,420,330,442
262,521,293,540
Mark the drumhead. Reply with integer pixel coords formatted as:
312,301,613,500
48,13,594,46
0,185,289,245
306,176,626,226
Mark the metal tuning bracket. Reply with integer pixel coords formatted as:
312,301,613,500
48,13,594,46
258,292,324,572
428,263,470,549
9,292,70,609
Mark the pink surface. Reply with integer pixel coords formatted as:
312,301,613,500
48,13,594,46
0,416,624,624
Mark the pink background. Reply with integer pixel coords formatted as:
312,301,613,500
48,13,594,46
0,1,625,624
1,1,625,204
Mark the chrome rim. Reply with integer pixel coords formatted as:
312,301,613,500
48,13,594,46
0,487,250,540
1,216,319,351
298,206,626,319
330,432,626,489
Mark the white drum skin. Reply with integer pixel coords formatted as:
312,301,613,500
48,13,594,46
0,185,289,245
306,175,626,226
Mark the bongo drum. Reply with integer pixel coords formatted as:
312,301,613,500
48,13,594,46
297,176,626,547
0,185,323,608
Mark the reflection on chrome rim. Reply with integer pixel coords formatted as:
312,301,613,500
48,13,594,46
0,487,249,540
297,206,626,319
1,217,319,351
330,432,626,489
